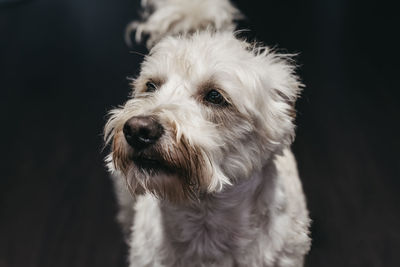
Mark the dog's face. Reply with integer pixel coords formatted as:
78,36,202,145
105,32,301,202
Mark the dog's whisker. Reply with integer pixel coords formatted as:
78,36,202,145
129,50,146,57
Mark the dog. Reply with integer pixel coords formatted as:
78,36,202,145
104,0,311,266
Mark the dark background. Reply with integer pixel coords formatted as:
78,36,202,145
0,0,399,266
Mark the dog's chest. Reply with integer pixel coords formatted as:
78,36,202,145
160,198,261,264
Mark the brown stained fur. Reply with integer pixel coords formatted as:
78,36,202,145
143,173,191,203
112,131,132,174
156,126,211,201
112,124,211,204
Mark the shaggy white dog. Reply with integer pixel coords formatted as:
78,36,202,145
105,0,311,266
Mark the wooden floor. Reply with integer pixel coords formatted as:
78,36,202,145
1,0,399,266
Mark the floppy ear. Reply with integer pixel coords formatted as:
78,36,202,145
255,47,303,148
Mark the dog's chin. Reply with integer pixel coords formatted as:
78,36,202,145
125,154,201,203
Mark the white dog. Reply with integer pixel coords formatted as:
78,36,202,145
104,0,311,266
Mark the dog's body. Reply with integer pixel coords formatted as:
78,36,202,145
105,1,311,266
114,149,309,267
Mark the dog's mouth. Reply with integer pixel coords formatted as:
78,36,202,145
131,153,173,174
133,155,160,170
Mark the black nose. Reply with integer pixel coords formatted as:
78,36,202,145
123,116,164,149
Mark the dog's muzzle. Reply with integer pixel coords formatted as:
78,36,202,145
123,116,164,150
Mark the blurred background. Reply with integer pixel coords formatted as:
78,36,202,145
0,0,399,266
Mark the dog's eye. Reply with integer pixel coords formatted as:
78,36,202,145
145,81,157,92
204,90,226,105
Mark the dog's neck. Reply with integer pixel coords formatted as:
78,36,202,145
160,157,279,263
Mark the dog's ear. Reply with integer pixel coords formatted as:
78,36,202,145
268,51,302,121
254,47,303,147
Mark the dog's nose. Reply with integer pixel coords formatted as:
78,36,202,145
123,116,164,149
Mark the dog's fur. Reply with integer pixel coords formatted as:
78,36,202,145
105,0,311,266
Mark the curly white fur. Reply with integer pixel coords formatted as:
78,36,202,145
126,0,242,48
106,0,311,266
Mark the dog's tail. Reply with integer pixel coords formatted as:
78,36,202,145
126,0,242,48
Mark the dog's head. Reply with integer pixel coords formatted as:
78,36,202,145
105,31,301,203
